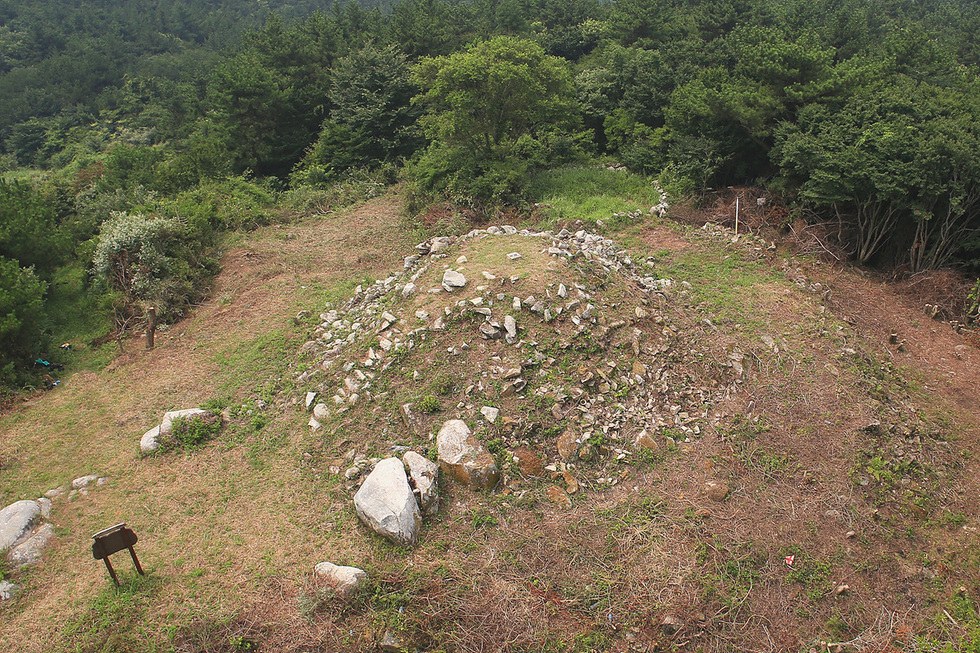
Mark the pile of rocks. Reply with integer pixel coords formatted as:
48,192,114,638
351,419,498,546
293,224,749,499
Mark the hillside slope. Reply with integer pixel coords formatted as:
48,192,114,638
1,186,979,653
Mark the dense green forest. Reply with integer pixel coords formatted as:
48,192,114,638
2,0,980,389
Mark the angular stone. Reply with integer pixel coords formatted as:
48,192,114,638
314,561,368,598
429,237,450,254
501,379,526,397
502,367,523,380
353,458,422,546
635,429,659,450
480,406,500,424
704,479,730,502
479,323,502,340
403,451,440,516
380,630,409,653
442,269,467,292
0,581,20,601
557,429,580,461
0,500,40,551
504,315,518,342
305,392,318,410
436,420,499,491
313,403,331,422
546,486,572,508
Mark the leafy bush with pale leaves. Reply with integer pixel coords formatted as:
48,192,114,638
93,211,177,301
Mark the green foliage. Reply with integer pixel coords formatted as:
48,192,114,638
526,166,663,224
168,176,274,232
969,279,980,322
782,546,834,602
417,395,441,414
774,75,980,269
414,36,577,157
292,43,422,185
0,257,48,385
167,414,222,451
61,571,161,652
0,179,70,276
410,35,583,207
92,212,179,303
91,208,219,324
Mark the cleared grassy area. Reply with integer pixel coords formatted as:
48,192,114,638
526,167,663,225
3,183,980,652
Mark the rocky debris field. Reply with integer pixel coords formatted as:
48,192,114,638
293,223,756,511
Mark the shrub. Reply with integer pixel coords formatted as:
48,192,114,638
0,257,48,386
417,395,441,414
167,414,222,450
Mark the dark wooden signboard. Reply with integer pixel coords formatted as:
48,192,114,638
92,523,144,586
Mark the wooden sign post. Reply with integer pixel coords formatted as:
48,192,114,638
92,523,144,586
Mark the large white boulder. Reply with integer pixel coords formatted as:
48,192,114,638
160,408,213,437
1,500,54,568
7,523,54,566
353,458,421,546
0,500,40,551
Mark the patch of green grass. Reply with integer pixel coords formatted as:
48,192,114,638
212,329,300,400
471,509,498,529
661,248,773,329
526,167,664,226
416,394,441,413
782,546,834,602
700,540,764,611
61,572,163,652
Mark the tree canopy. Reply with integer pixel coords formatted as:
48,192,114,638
3,0,980,383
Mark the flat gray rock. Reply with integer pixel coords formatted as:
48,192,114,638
442,269,467,292
354,458,421,546
436,420,499,491
72,475,99,489
403,451,440,516
8,523,54,566
0,500,41,551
